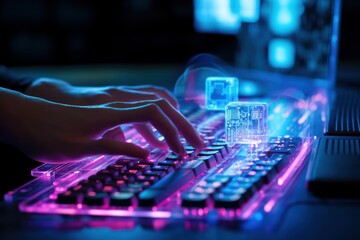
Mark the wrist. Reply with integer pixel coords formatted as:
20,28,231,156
25,78,76,104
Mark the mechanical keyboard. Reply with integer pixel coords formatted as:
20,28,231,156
4,95,314,223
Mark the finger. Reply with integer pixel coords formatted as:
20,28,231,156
152,99,204,150
133,123,168,149
88,138,150,158
123,85,179,109
106,99,204,151
105,88,160,102
102,103,186,155
102,127,125,142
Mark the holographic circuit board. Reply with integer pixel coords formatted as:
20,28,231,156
205,76,239,110
225,102,268,146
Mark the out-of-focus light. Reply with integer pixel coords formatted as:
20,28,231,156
240,0,260,23
268,39,295,69
268,0,302,35
194,0,241,34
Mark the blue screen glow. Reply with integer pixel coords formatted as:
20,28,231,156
194,0,242,34
268,39,295,69
268,0,303,35
240,0,260,23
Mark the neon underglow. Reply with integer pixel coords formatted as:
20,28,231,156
20,203,172,218
241,195,263,219
298,111,311,125
263,197,278,213
277,142,310,186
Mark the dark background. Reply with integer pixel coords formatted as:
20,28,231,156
0,0,359,69
0,0,236,67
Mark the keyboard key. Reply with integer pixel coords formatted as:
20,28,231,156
56,190,78,204
182,160,207,176
181,192,209,208
110,192,135,207
214,193,244,209
138,169,195,206
195,155,217,169
205,145,227,158
198,150,223,163
158,160,181,170
83,191,106,206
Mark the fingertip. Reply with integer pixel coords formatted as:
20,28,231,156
133,148,150,159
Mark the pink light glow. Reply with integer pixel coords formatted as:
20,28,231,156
298,111,311,125
20,203,172,218
282,109,293,118
198,208,204,216
277,142,310,186
263,198,277,213
242,200,261,219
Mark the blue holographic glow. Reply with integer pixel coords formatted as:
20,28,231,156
225,102,268,146
205,76,239,111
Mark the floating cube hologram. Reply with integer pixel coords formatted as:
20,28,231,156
225,102,268,146
205,77,239,110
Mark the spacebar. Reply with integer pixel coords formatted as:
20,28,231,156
138,169,195,206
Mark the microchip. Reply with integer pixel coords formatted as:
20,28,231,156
225,102,268,146
205,77,239,110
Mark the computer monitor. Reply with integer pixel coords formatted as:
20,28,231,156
193,0,342,88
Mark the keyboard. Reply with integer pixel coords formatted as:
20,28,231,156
4,96,313,223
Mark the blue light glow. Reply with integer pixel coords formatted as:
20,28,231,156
268,39,295,69
240,0,260,23
194,0,241,34
268,0,303,35
225,102,268,146
205,76,239,110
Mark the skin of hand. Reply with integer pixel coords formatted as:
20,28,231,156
25,78,184,149
0,86,204,163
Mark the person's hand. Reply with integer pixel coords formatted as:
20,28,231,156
24,77,201,155
0,87,204,163
25,78,179,108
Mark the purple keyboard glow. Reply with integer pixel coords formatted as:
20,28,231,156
4,95,317,224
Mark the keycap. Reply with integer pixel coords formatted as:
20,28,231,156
195,155,217,169
83,191,106,206
181,192,209,208
182,160,207,176
214,193,244,209
138,169,195,206
56,190,78,204
110,192,135,207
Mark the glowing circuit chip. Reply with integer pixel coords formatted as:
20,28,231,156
205,76,239,110
225,102,268,146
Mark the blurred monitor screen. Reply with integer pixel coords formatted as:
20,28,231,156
193,0,342,88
